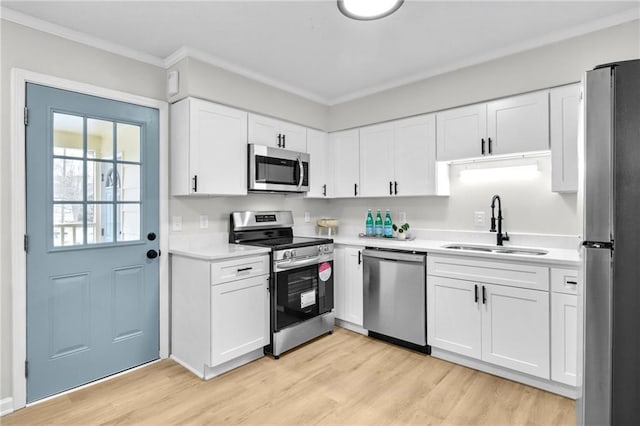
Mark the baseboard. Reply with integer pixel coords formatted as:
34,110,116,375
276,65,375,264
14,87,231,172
171,349,265,381
203,349,264,380
335,319,368,335
1,397,14,416
431,348,577,399
170,354,205,379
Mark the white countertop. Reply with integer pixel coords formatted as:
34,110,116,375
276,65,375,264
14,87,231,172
169,233,270,261
324,235,580,267
168,229,581,267
169,244,270,261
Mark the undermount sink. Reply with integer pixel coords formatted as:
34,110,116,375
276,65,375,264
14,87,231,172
442,243,548,256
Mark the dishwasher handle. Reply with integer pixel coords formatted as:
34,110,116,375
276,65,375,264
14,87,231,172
362,249,426,264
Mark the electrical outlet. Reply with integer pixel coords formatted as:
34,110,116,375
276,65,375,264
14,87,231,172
304,212,311,223
172,216,182,232
474,211,486,227
199,215,209,229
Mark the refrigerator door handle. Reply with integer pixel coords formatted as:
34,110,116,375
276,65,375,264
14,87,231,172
582,240,614,249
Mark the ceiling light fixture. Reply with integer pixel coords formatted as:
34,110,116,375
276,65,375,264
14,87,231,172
338,0,404,21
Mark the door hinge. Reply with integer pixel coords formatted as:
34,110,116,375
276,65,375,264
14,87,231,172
24,234,29,253
25,360,29,378
24,107,29,126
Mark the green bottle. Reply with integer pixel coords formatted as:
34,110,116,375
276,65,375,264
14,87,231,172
374,209,383,237
384,209,393,238
365,209,374,236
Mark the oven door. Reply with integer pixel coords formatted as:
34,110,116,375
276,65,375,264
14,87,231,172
249,144,309,192
273,258,333,331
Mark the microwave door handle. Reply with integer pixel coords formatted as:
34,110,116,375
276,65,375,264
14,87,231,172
297,156,304,189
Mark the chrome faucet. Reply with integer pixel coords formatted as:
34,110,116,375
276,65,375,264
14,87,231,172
490,195,510,246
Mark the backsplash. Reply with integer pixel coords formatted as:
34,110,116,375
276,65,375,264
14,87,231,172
170,155,579,238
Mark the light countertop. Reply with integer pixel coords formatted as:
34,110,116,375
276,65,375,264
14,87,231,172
168,230,580,267
324,235,580,267
169,233,270,261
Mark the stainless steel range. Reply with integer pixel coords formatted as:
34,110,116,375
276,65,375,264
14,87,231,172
229,211,334,358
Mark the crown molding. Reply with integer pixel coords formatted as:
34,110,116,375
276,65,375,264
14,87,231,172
2,5,637,107
164,45,329,105
0,6,166,68
327,7,640,105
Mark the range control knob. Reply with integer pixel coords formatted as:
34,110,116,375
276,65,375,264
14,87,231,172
282,250,292,260
290,250,296,259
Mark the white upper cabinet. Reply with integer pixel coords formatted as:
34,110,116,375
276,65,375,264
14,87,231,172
436,90,550,161
436,104,488,161
394,114,447,196
550,84,580,193
331,129,360,198
248,113,307,152
171,97,248,196
306,129,332,198
359,122,395,197
279,121,307,152
359,114,448,198
487,90,550,156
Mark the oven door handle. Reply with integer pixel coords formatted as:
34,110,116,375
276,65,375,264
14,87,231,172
296,155,304,189
275,256,324,271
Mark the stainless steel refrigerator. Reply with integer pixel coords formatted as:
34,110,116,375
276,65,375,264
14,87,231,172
578,59,640,425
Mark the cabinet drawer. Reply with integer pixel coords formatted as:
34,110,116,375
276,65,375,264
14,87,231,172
428,255,549,291
211,255,269,284
551,268,579,295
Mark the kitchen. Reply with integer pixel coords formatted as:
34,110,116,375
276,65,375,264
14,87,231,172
1,1,639,425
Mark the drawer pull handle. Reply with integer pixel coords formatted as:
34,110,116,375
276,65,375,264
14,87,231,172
237,267,253,273
566,280,577,285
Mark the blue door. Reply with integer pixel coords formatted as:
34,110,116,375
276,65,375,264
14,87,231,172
26,83,160,402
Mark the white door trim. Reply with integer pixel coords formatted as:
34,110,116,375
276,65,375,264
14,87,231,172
10,68,169,410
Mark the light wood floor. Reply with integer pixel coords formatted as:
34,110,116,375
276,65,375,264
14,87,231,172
4,327,575,425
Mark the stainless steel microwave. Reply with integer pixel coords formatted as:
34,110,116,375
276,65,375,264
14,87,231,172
248,144,310,193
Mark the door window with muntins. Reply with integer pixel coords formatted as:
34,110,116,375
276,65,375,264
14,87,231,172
52,112,142,247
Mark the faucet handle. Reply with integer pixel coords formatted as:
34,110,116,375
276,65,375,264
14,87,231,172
503,232,510,242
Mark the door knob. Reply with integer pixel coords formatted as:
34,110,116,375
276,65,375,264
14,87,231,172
146,249,159,259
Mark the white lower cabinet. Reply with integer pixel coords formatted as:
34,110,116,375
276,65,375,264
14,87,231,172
210,275,270,366
481,283,549,378
171,254,269,379
427,255,550,380
334,246,363,327
550,267,579,386
427,276,481,358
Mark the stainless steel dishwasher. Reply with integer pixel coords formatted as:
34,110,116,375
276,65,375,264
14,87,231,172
363,248,429,353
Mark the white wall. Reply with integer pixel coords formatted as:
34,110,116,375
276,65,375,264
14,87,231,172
168,57,329,130
171,195,332,234
0,20,167,402
328,20,640,131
